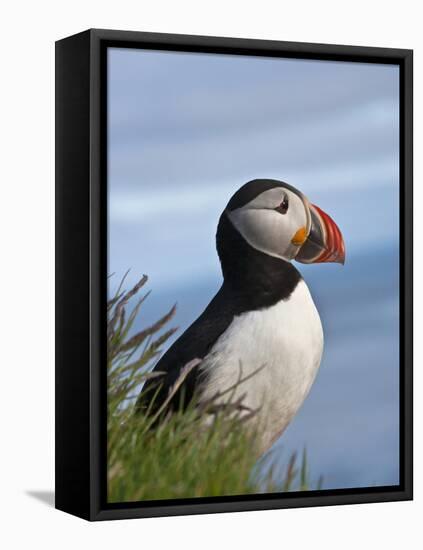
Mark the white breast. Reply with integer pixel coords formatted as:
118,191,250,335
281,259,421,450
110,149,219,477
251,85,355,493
198,280,323,455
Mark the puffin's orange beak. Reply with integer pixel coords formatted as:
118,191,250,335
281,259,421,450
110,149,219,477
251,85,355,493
295,203,345,265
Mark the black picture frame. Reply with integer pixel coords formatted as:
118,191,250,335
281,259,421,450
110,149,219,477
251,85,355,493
55,28,413,521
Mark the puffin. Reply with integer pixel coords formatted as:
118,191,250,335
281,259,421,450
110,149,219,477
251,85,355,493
136,179,345,455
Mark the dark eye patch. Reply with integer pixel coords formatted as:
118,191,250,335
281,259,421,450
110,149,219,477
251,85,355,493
275,195,289,214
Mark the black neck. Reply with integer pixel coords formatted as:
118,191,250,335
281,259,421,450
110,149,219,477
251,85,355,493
216,213,302,309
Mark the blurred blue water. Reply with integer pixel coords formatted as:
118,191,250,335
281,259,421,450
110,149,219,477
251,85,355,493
107,47,400,490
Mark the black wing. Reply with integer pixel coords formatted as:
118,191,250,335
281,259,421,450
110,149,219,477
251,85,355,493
135,284,237,416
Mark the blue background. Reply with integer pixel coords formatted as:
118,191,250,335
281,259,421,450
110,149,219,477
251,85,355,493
108,48,400,490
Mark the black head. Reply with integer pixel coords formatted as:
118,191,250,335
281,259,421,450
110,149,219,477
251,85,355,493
216,179,345,289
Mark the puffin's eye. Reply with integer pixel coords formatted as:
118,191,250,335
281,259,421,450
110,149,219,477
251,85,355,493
275,196,289,215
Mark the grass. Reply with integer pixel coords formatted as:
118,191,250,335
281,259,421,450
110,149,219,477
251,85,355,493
107,272,322,503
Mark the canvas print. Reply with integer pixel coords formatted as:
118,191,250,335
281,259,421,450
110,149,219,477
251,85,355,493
107,48,399,503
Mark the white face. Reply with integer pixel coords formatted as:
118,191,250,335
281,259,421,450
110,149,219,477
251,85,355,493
227,187,310,261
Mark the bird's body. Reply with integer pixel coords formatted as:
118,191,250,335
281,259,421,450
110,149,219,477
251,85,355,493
198,278,323,453
137,179,344,456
